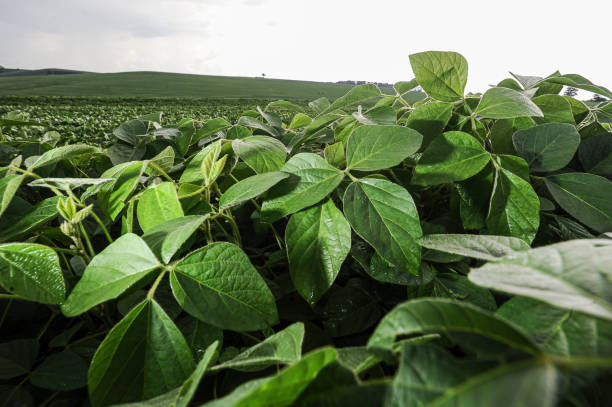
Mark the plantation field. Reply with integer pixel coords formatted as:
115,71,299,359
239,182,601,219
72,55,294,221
0,96,283,146
2,51,612,406
0,71,357,99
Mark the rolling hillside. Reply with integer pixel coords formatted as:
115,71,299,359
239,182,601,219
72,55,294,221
0,71,358,99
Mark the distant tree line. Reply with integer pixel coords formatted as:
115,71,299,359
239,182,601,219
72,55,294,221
336,80,394,89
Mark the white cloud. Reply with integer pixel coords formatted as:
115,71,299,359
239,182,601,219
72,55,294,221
1,0,611,92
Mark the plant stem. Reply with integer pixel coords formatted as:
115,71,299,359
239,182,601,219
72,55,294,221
0,293,27,300
39,391,60,407
0,299,12,330
79,223,96,258
551,355,612,369
38,311,58,340
147,161,174,182
90,210,113,243
221,213,242,247
178,186,207,199
147,269,167,300
239,331,261,344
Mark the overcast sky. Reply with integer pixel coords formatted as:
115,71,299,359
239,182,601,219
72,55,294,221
1,0,610,92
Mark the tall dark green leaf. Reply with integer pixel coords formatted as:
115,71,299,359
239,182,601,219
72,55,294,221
343,178,422,273
512,123,580,172
285,200,351,305
171,242,278,331
88,299,195,407
545,173,612,233
486,167,540,243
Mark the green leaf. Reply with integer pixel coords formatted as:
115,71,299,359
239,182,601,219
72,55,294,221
237,116,280,138
532,94,575,124
266,100,304,113
323,142,346,169
137,182,184,233
367,298,538,353
474,88,543,119
545,172,612,233
486,167,540,243
579,133,612,176
412,131,490,185
194,118,231,143
489,118,534,157
388,344,493,407
289,113,312,129
88,299,195,407
173,341,219,407
261,153,344,222
469,239,612,321
0,196,60,243
178,318,223,362
232,136,287,174
114,119,147,145
512,123,580,172
424,359,558,407
394,79,418,95
308,97,330,114
409,51,468,102
345,125,422,171
497,297,612,357
0,174,24,217
142,215,207,264
320,84,381,115
179,144,217,184
212,323,304,372
343,178,422,273
219,172,289,210
542,74,612,99
0,243,65,304
403,102,453,149
30,351,88,391
171,242,278,331
417,234,530,261
28,144,100,170
368,254,434,285
455,165,493,230
28,177,113,192
98,161,146,221
146,146,175,177
202,347,337,407
62,234,160,316
0,339,39,379
285,200,351,305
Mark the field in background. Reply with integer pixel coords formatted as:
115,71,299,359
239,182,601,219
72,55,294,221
0,96,277,145
0,71,357,99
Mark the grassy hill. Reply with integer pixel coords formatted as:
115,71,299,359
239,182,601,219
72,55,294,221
0,71,358,100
